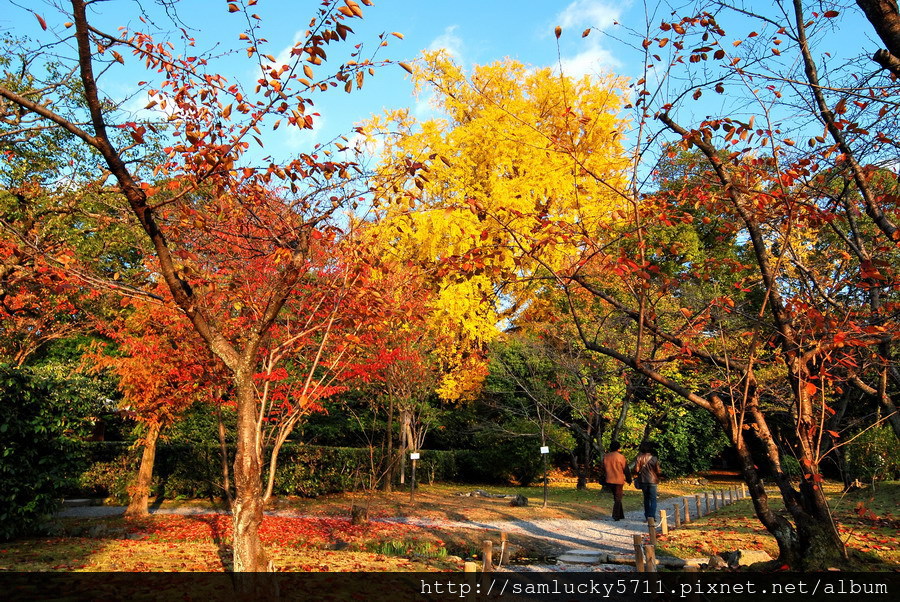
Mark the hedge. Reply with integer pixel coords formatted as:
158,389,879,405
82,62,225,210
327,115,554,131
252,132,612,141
0,366,83,540
69,441,464,500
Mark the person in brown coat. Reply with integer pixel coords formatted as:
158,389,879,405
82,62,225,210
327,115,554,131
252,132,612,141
632,441,661,520
601,441,629,520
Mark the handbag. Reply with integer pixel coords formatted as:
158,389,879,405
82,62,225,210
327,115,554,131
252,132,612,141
633,456,645,489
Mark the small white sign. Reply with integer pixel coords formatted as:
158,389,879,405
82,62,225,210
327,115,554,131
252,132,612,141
540,446,550,454
410,452,420,460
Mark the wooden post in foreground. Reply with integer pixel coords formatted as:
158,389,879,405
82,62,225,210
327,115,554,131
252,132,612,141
482,540,493,572
695,495,702,518
704,492,710,514
633,534,645,572
647,517,657,545
499,532,509,566
660,510,669,535
673,502,682,528
683,498,691,523
643,544,657,572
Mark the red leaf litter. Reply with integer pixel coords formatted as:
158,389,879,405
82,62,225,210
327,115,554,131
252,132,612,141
123,515,420,547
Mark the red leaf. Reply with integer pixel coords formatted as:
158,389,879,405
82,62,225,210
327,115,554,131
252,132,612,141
35,13,47,30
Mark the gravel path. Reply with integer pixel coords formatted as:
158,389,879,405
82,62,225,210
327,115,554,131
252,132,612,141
56,492,724,565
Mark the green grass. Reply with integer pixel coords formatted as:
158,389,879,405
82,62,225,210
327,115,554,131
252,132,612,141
655,481,899,570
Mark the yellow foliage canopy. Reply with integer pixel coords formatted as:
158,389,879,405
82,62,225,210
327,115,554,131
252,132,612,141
363,52,631,400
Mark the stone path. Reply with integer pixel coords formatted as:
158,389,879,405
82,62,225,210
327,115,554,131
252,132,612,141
56,489,739,571
379,492,727,571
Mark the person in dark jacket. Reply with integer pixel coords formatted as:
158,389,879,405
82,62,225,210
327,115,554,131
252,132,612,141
601,441,629,520
632,441,661,521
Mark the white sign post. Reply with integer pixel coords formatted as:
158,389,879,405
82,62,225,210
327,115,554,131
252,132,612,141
540,445,549,507
410,452,420,502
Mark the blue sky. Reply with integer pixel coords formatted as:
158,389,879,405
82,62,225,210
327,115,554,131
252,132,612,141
6,0,640,160
205,0,642,157
5,0,880,163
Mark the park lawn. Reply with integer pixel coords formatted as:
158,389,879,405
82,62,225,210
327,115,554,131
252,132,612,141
266,481,685,522
3,514,466,572
5,480,684,571
655,481,900,570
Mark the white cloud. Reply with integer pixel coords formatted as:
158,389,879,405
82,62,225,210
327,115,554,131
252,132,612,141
556,0,622,31
282,113,327,152
428,25,464,62
122,90,181,123
558,39,621,76
552,0,626,77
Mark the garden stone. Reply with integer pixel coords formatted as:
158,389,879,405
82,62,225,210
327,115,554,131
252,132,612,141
723,549,774,567
705,554,728,569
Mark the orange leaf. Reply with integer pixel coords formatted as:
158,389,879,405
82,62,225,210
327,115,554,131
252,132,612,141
805,381,817,397
35,13,47,30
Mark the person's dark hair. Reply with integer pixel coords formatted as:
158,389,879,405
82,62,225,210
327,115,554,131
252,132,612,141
639,441,655,454
609,441,621,452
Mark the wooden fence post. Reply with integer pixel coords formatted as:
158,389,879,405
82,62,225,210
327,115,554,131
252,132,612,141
633,534,645,572
695,495,702,518
647,517,657,546
643,544,657,572
704,492,710,515
674,503,682,528
482,540,493,572
660,510,669,536
499,532,509,566
684,498,691,523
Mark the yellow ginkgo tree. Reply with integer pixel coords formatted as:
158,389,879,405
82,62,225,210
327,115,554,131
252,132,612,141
362,51,631,400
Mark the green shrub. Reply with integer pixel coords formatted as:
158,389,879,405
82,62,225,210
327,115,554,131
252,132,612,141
845,426,900,483
457,419,562,486
655,406,730,477
67,441,462,500
0,365,84,540
76,457,134,503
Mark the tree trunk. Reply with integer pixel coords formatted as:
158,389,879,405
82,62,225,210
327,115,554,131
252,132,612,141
609,374,631,445
857,0,900,56
217,405,233,508
710,392,847,569
572,451,586,490
383,395,394,492
125,421,161,517
232,371,269,574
